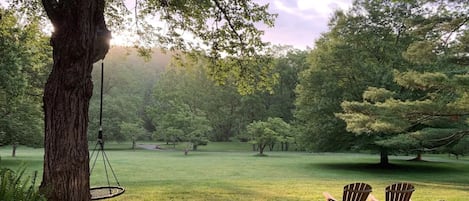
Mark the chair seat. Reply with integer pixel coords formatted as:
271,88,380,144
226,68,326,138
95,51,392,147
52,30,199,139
323,182,372,201
385,182,414,201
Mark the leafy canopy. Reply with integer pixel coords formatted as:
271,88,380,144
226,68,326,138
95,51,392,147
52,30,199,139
9,0,278,94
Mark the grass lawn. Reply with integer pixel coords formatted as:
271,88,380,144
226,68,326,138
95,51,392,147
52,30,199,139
1,142,468,201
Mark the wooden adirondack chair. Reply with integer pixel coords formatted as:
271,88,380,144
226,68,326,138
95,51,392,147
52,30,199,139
369,183,415,201
323,182,372,201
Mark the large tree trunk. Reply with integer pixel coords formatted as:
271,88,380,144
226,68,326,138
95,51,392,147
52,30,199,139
379,148,389,167
40,0,110,200
409,153,423,161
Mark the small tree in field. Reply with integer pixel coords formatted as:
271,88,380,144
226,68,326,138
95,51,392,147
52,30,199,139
247,117,290,155
247,121,276,155
119,122,146,150
266,117,292,151
158,127,184,149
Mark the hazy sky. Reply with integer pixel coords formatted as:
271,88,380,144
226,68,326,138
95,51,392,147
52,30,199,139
258,0,353,49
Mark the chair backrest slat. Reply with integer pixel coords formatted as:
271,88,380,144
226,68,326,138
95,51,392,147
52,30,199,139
342,183,372,201
385,183,414,201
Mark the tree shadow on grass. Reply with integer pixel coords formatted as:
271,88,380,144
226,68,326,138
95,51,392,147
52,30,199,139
305,160,469,186
313,160,460,175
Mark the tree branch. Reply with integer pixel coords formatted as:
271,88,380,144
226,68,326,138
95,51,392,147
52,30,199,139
425,130,469,149
212,0,246,52
443,17,469,47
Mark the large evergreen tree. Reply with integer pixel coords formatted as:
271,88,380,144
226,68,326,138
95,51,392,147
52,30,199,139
337,71,469,165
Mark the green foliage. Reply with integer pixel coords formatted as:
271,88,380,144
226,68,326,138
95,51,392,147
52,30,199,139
394,70,451,90
89,49,293,145
295,0,417,151
337,71,469,159
119,122,146,142
147,65,213,148
145,51,300,143
401,0,469,66
402,41,437,64
0,8,51,149
0,167,46,201
363,87,395,103
448,136,469,156
247,117,291,155
106,0,278,93
88,47,168,142
375,133,420,152
295,0,469,154
263,48,308,123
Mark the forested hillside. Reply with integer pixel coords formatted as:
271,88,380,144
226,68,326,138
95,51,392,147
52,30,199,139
89,46,305,151
88,47,171,142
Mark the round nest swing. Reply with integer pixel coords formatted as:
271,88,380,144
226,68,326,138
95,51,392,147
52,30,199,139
90,186,125,200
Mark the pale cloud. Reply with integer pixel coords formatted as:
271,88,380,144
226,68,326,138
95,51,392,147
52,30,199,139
297,0,350,12
274,0,351,20
258,0,353,49
273,0,316,20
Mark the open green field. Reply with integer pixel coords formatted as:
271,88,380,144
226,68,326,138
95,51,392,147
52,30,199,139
1,142,468,201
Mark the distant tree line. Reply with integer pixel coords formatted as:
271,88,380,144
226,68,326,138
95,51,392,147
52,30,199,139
86,47,306,151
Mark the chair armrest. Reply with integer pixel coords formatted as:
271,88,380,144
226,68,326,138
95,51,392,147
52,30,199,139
368,194,378,201
322,192,337,201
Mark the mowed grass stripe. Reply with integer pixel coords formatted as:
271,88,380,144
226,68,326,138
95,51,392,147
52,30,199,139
0,143,468,200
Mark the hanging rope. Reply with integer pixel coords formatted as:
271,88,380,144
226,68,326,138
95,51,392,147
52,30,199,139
89,60,125,200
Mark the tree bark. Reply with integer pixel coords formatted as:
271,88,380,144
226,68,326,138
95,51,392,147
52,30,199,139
40,0,110,200
12,142,17,157
380,148,389,167
259,144,265,155
409,153,423,161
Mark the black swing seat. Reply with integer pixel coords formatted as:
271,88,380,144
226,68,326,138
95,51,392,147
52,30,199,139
90,186,125,200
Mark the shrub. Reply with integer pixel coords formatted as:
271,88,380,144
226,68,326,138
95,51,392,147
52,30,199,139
0,166,46,201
